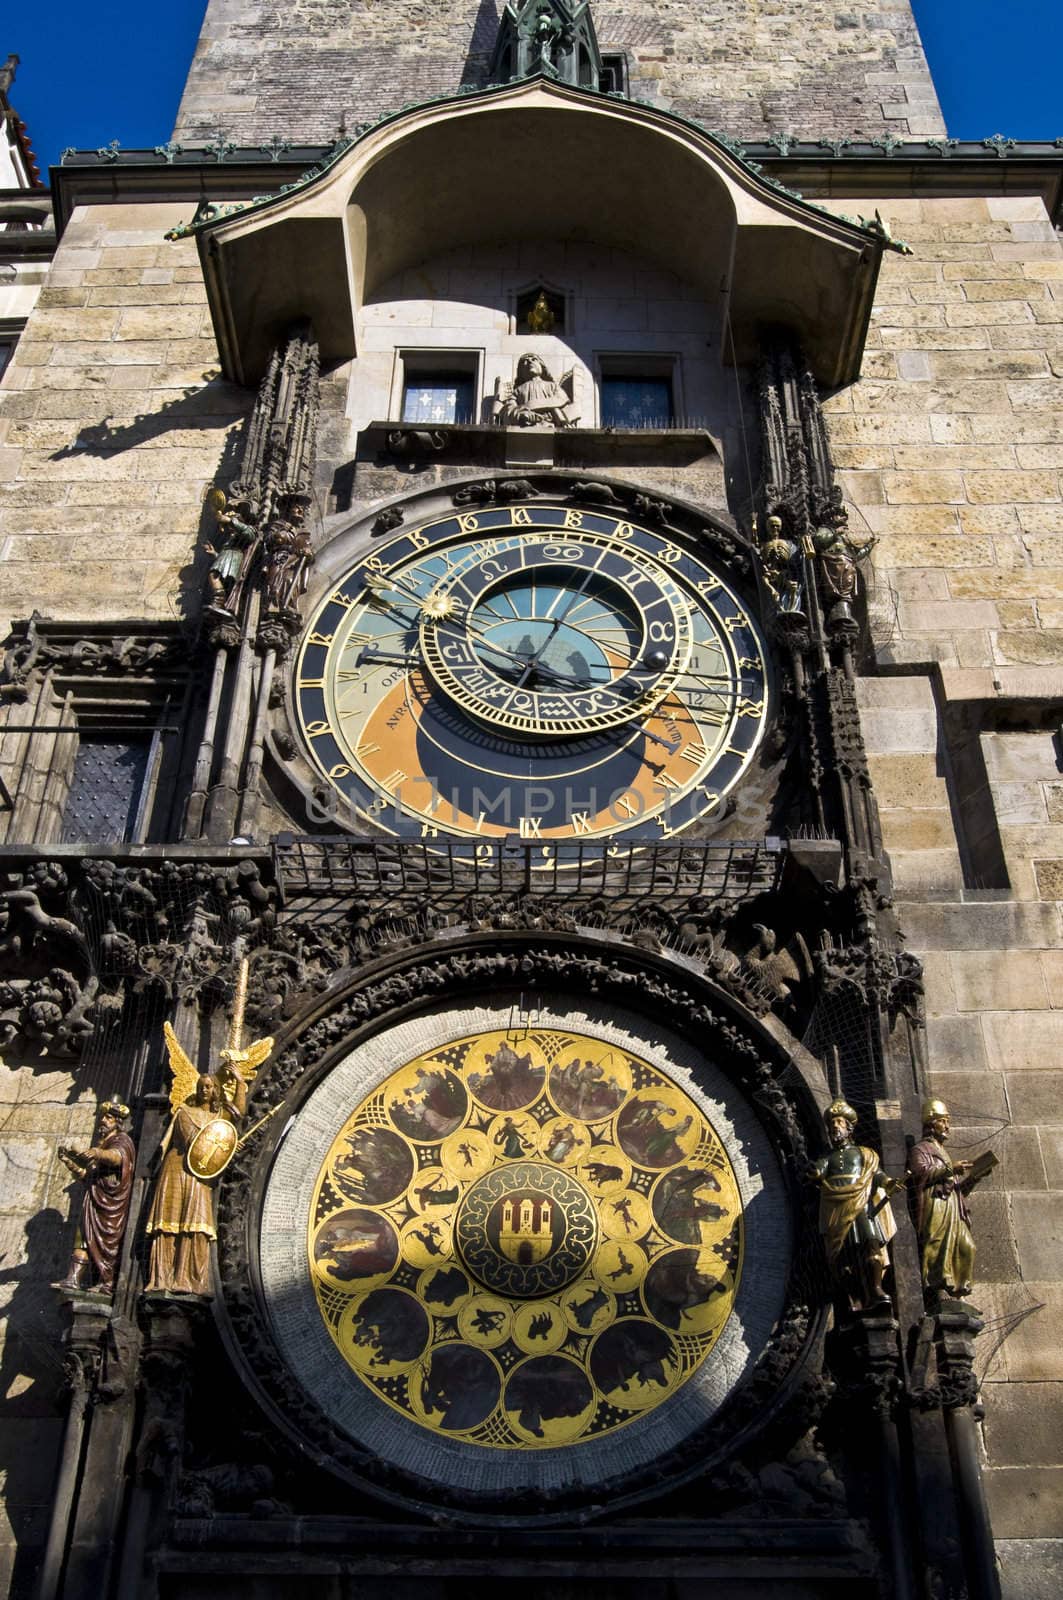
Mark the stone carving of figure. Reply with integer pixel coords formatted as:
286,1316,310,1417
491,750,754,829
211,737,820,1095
55,1100,136,1295
261,496,313,615
807,1099,900,1311
907,1098,992,1303
809,523,876,629
533,4,563,67
205,494,259,615
759,514,805,623
496,354,577,429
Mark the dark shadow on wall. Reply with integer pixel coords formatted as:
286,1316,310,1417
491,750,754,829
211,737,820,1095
461,0,501,87
46,375,248,461
0,1208,69,1599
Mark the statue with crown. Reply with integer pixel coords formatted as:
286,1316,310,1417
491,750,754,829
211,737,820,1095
144,960,272,1296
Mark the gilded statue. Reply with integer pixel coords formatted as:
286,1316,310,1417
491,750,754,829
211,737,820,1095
907,1098,996,1305
807,1099,900,1311
55,1100,136,1295
495,354,578,428
145,962,272,1296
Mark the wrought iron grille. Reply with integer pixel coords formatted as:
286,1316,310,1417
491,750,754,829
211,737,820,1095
272,833,786,918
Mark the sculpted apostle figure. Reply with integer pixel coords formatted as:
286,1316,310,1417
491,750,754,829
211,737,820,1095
55,1100,136,1295
807,1099,900,1311
907,1098,983,1303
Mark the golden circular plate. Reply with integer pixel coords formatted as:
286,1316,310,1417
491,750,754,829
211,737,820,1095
307,1027,744,1452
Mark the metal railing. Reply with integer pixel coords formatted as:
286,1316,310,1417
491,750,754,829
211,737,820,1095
272,832,786,917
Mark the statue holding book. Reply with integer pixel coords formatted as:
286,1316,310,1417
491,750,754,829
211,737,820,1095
907,1098,997,1305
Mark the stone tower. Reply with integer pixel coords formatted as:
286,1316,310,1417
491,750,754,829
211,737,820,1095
176,0,946,142
0,2,1061,1598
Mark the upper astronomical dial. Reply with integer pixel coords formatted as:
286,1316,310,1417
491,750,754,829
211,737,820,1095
294,503,769,843
417,535,693,738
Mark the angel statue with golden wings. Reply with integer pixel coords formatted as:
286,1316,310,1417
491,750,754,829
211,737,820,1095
145,961,272,1296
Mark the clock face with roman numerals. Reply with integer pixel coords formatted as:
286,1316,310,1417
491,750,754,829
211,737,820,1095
293,502,769,843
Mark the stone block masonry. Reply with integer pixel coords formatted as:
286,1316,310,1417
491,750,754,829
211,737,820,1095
174,0,944,144
0,203,250,632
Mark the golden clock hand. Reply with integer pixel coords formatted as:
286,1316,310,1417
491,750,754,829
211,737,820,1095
357,638,579,689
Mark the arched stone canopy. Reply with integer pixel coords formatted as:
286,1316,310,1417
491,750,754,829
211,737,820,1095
194,77,886,388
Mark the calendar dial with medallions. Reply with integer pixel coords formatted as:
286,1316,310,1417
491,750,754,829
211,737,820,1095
294,502,768,843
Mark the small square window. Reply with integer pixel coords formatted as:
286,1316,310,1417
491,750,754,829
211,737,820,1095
600,376,674,430
599,53,628,96
396,350,480,425
401,372,474,425
516,287,565,335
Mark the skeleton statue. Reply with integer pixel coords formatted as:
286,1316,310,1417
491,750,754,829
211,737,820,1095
758,515,806,624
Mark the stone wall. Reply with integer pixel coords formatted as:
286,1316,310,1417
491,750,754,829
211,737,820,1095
174,0,944,144
0,203,248,634
836,191,1063,1589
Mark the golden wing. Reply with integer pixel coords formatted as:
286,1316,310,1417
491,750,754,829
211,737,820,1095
163,1022,200,1116
238,1036,274,1080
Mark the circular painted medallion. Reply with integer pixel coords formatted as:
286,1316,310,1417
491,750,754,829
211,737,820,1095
305,1025,745,1451
455,1161,598,1298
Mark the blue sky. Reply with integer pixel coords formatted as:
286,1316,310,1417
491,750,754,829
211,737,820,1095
6,0,1062,177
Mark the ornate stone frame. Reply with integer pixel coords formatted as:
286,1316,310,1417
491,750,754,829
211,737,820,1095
214,927,831,1522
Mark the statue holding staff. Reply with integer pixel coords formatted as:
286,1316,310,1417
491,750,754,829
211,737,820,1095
145,961,272,1296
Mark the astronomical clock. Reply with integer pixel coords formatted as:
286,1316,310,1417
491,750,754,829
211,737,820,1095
188,483,818,1518
291,501,770,843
